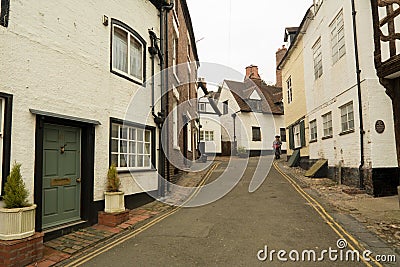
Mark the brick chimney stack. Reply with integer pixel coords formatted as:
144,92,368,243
245,65,261,80
275,45,287,87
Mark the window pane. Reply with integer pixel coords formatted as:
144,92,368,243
137,142,144,154
130,37,142,80
121,140,128,153
130,128,136,140
120,127,128,139
137,156,144,167
111,124,119,138
111,139,118,153
129,155,135,167
145,130,151,142
349,120,354,129
129,141,136,154
145,143,151,154
120,154,127,167
111,154,118,166
137,130,144,141
144,155,150,167
113,27,128,73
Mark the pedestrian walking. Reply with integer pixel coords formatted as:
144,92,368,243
272,135,282,159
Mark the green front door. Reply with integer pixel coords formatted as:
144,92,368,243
42,124,81,229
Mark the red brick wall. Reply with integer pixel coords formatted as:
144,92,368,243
0,233,44,267
164,0,198,182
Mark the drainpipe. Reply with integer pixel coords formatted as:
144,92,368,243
351,0,365,189
159,1,174,197
148,30,162,120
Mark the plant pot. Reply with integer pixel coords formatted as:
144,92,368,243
238,152,248,158
104,191,125,213
0,204,37,241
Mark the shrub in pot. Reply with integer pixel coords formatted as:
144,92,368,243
104,164,125,213
0,162,36,240
237,146,248,158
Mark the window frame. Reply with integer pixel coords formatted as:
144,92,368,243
293,124,301,148
340,102,355,133
330,10,345,64
200,130,214,141
199,102,206,112
223,100,229,115
309,119,318,142
280,128,287,142
0,92,12,196
313,38,323,80
322,112,333,138
109,118,156,173
286,77,293,104
110,19,147,85
252,127,261,142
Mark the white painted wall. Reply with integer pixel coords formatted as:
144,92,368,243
218,82,286,151
0,0,162,202
302,0,397,169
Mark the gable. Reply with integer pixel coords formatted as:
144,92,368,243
249,90,262,100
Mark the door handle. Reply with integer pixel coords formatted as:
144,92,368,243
76,178,81,183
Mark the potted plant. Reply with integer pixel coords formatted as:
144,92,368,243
104,164,125,213
0,162,36,240
237,146,248,158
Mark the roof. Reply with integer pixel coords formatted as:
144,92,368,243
284,27,299,42
224,79,283,115
277,6,313,70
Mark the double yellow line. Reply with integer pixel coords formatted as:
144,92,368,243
65,162,220,267
273,161,383,267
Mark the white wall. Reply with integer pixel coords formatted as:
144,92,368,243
302,0,397,169
218,82,286,151
0,0,162,202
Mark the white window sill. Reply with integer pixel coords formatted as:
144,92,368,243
173,146,181,151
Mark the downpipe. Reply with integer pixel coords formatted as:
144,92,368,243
351,0,365,189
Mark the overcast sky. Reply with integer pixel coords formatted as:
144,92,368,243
187,0,312,85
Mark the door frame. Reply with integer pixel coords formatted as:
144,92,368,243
34,115,96,232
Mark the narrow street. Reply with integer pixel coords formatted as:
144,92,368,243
78,157,367,266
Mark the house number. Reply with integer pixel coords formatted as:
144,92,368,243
375,120,385,134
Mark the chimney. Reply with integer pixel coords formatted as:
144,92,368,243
275,45,287,87
245,65,261,80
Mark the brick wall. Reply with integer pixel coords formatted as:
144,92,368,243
0,233,44,267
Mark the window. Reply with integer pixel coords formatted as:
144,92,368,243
293,124,301,148
310,120,317,141
173,36,178,76
200,130,214,141
280,128,287,142
111,122,153,170
252,127,261,141
0,0,10,27
199,103,206,112
313,39,323,79
173,100,179,149
322,112,333,137
331,10,345,63
111,20,146,84
248,99,261,112
289,121,305,150
340,102,354,132
0,94,11,195
286,77,293,104
223,101,228,115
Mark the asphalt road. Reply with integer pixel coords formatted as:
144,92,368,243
83,157,367,266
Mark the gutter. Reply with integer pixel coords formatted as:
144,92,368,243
351,0,365,189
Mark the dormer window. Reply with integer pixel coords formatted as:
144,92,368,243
247,99,262,112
